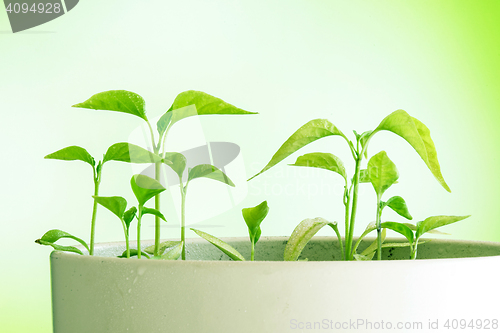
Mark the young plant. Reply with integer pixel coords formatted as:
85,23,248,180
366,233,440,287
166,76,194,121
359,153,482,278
161,151,235,259
40,143,161,255
73,90,256,257
192,200,270,261
250,110,468,260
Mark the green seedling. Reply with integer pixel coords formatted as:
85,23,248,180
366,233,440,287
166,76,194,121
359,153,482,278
41,143,161,255
192,201,270,261
250,110,469,260
162,152,234,259
73,90,256,256
35,229,89,255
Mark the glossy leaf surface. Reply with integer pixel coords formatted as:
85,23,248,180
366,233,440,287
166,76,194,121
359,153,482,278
131,175,166,206
140,207,166,221
191,228,245,261
385,196,412,220
368,151,399,196
36,229,89,252
290,152,346,181
45,146,95,166
123,206,137,229
93,196,127,220
242,201,269,244
187,164,234,187
380,222,414,244
73,90,148,121
416,215,470,240
373,110,450,192
249,119,346,180
103,143,163,164
284,218,336,261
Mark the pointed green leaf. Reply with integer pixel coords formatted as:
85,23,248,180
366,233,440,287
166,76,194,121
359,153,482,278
157,111,173,138
373,110,450,192
351,222,377,255
45,146,95,166
103,143,163,164
93,196,127,220
163,152,187,179
123,206,137,230
380,222,414,245
249,119,347,180
284,218,337,261
165,90,256,130
187,164,235,187
72,90,148,121
118,249,150,259
144,241,181,255
368,151,399,196
130,175,166,206
360,130,372,159
140,207,166,221
384,196,412,220
403,222,450,235
35,240,84,255
289,152,346,181
242,201,269,244
416,215,470,240
35,229,89,253
191,228,245,261
160,242,183,260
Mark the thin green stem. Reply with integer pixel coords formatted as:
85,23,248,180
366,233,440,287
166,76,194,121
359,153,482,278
154,161,161,256
330,223,345,261
137,205,143,259
251,242,255,261
180,181,187,260
345,156,362,260
343,181,352,257
89,164,102,256
120,219,130,259
376,194,382,260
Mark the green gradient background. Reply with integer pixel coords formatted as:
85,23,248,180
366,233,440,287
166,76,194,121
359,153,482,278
1,1,500,331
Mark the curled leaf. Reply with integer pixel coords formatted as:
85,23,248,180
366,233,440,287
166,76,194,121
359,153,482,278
35,229,89,253
187,164,234,187
131,174,166,206
242,201,269,244
191,228,245,261
284,218,337,261
45,146,95,166
290,152,346,181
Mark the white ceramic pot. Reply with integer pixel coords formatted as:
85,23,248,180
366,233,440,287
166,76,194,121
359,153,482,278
50,237,500,332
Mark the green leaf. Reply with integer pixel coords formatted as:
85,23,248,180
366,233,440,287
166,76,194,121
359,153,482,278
103,143,163,164
368,151,399,196
384,196,412,220
403,222,450,235
123,207,137,229
45,146,95,166
191,228,245,261
140,207,166,221
157,111,173,138
160,242,183,260
144,241,181,255
380,222,414,245
118,249,150,259
373,110,450,192
416,215,470,240
359,169,371,183
130,175,166,206
35,229,89,253
289,152,347,181
72,90,148,121
93,196,127,220
242,201,269,244
249,119,347,181
35,240,84,255
284,218,337,261
187,164,235,187
163,152,187,179
165,90,256,130
351,222,377,255
360,130,372,159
